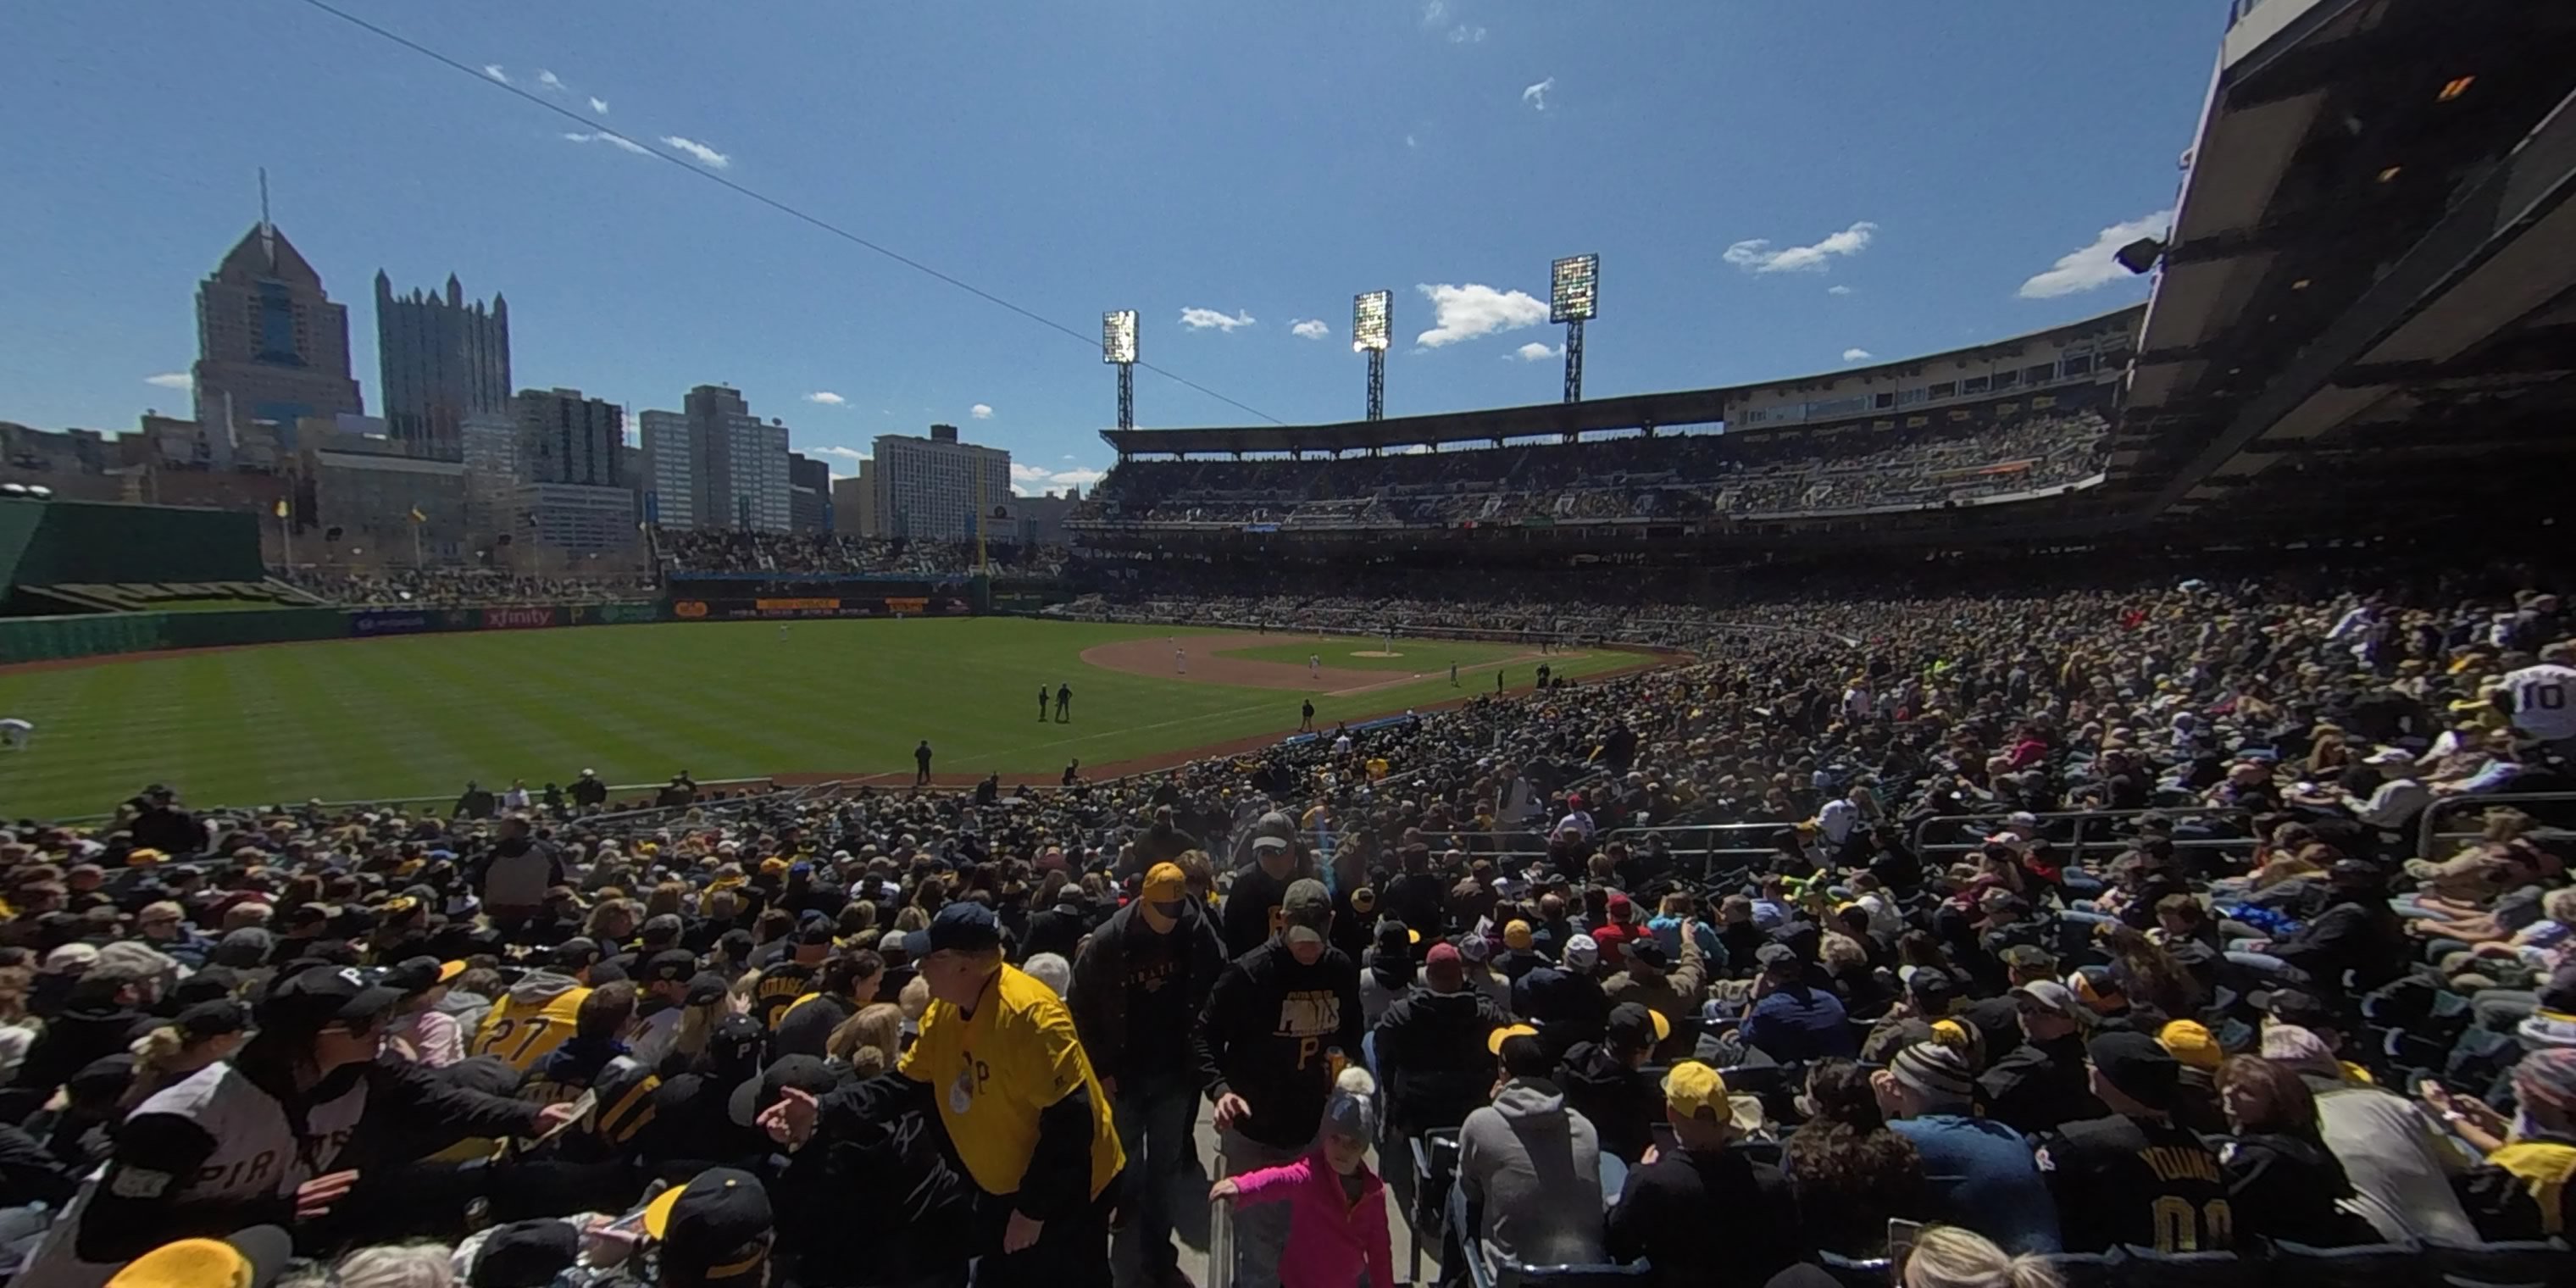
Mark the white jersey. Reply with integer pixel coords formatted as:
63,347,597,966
18,1061,369,1287
2503,663,2576,741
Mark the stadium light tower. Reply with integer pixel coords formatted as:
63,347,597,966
1102,309,1139,431
1551,253,1598,403
1352,289,1392,421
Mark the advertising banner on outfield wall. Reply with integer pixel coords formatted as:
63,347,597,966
676,597,974,620
591,601,664,625
481,606,561,630
348,609,436,637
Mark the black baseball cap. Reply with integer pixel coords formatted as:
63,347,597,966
256,964,402,1035
551,937,602,971
2087,1031,2180,1111
380,956,464,996
645,949,698,985
1281,879,1333,947
643,1169,774,1287
685,972,732,1007
904,901,1002,958
709,1013,764,1069
470,1219,581,1288
1625,941,1671,972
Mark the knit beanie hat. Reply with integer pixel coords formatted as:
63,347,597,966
1890,1041,1974,1108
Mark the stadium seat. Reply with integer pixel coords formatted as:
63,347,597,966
2038,1252,2120,1288
1496,1263,1653,1288
2111,1246,2262,1288
1409,1129,1463,1281
1815,1250,1895,1288
2427,1240,2575,1288
2265,1238,2423,1288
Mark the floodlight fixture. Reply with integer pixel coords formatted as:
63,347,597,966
1352,290,1392,353
1549,253,1599,324
1101,310,1139,365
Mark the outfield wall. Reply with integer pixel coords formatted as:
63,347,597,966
0,599,667,664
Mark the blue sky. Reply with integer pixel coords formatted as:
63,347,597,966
2,2,2218,493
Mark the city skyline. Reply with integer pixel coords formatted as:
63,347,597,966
8,4,2213,495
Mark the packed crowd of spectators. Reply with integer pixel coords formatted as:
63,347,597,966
653,530,1063,579
3,556,2573,1288
273,568,658,608
1077,408,2112,532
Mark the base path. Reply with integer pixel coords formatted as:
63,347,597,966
1080,631,1580,697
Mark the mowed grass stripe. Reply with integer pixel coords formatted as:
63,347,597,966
0,619,1656,817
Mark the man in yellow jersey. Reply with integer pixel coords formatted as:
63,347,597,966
469,938,597,1071
762,901,1123,1288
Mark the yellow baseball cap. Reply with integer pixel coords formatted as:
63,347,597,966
1143,863,1187,902
1663,1063,1729,1117
2158,1019,2223,1071
1487,1023,1539,1055
109,1238,258,1288
1503,919,1534,951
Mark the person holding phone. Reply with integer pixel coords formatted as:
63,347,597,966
1606,1063,1801,1288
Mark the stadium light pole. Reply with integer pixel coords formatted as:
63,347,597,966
1551,253,1598,404
1102,309,1139,431
1352,290,1392,421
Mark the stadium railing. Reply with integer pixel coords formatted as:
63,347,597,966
47,776,781,829
1602,822,1800,879
2416,790,2576,863
1909,807,2258,869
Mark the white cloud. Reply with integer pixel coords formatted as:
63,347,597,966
144,372,191,390
1290,319,1330,341
1413,282,1547,348
563,131,649,155
536,69,566,92
589,97,609,115
1010,463,1104,496
2017,209,2173,299
1405,133,1419,149
481,64,508,83
804,391,847,406
661,136,730,169
1723,221,1878,274
969,403,993,419
1509,341,1560,362
1842,348,1874,362
1522,76,1555,110
1449,25,1486,42
1827,285,1854,297
808,445,869,462
1179,307,1256,332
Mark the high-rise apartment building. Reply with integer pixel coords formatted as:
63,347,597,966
831,471,875,538
375,273,510,458
458,411,522,537
788,452,832,532
516,388,623,488
192,222,364,453
664,386,790,531
869,425,1010,541
637,409,695,529
726,418,792,532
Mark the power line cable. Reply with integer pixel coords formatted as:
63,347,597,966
287,0,1284,425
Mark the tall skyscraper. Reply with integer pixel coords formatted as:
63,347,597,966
678,385,790,531
869,424,1010,541
788,452,831,532
637,409,694,528
192,220,364,450
516,388,622,487
376,272,510,458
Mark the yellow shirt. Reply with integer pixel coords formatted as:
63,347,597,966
900,963,1124,1201
470,985,591,1070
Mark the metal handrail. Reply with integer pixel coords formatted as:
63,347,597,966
2415,791,2576,863
1909,806,2258,869
1600,821,1811,880
50,776,782,828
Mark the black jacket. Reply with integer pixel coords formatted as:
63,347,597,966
1193,939,1363,1150
780,1072,978,1285
1023,903,1092,963
1369,986,1502,1135
1068,898,1228,1085
2270,895,2407,997
13,1001,153,1096
1606,1145,1803,1288
2220,1132,2374,1247
1554,1041,1658,1164
1512,966,1610,1059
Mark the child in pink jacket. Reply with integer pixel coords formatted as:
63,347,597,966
1212,1068,1396,1288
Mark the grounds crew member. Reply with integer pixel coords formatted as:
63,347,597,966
23,965,569,1285
762,901,1124,1288
1069,862,1229,1285
1196,879,1363,1288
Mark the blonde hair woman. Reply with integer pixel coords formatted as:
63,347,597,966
1901,1225,2062,1288
583,898,638,943
826,1002,907,1075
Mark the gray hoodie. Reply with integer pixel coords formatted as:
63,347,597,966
1457,1078,1606,1269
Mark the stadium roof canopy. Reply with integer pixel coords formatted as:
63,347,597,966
1098,308,2138,459
2116,0,2576,531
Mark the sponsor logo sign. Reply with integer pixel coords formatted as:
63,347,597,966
482,607,558,630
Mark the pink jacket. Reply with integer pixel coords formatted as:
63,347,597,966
1229,1153,1396,1288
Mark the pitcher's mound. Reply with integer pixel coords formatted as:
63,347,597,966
1351,649,1402,658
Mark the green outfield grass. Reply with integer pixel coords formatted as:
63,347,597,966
0,618,1644,819
1217,637,1561,673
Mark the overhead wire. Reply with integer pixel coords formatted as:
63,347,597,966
286,0,1285,425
